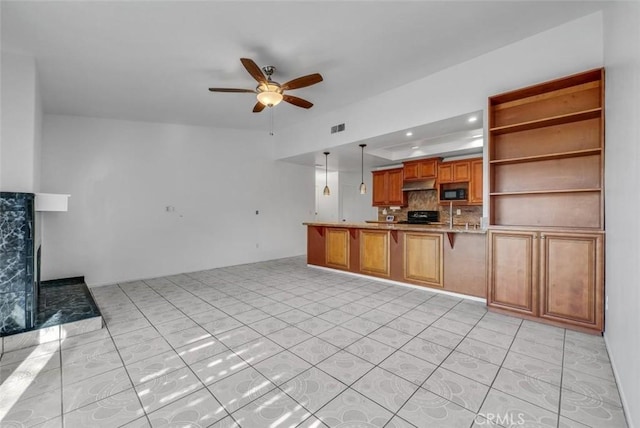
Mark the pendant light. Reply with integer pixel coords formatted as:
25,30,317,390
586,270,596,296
359,144,367,194
323,152,330,196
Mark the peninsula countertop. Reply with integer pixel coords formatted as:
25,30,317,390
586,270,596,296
303,221,487,235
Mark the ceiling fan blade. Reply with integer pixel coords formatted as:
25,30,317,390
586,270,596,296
241,58,267,84
283,94,313,109
208,88,256,93
253,102,266,113
281,73,323,91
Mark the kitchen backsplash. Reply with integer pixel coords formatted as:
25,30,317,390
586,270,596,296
377,190,483,226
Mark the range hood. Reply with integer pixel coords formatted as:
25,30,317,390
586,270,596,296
401,178,437,192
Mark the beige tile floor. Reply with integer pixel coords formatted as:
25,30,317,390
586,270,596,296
0,256,629,427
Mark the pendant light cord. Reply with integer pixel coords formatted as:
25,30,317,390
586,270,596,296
361,145,364,183
325,154,328,187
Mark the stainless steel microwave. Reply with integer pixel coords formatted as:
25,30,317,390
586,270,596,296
441,188,467,200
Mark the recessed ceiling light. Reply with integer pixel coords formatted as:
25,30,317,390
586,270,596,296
406,131,413,137
468,116,478,123
411,145,419,150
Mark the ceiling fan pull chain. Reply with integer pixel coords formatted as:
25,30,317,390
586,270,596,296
270,108,275,136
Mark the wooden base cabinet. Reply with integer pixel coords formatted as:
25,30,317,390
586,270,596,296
540,232,603,331
326,228,350,270
488,229,604,332
404,233,443,287
487,230,538,316
360,230,390,277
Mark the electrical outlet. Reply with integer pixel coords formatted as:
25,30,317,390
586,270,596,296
456,209,461,215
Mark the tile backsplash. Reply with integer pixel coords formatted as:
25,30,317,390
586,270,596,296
377,190,482,226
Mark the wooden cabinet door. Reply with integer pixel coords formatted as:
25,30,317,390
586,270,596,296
404,159,438,181
386,169,406,206
438,164,453,183
453,161,470,182
360,230,390,277
419,159,438,179
539,233,603,330
403,163,420,181
404,233,443,287
326,228,350,270
372,171,387,206
470,159,483,205
488,230,538,316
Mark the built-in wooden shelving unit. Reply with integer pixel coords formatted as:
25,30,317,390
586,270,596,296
488,68,604,229
487,68,606,334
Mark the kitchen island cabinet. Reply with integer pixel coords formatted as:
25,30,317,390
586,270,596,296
325,228,351,270
304,222,486,299
404,233,443,287
360,230,391,277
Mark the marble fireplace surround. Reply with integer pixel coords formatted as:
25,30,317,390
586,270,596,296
0,192,102,352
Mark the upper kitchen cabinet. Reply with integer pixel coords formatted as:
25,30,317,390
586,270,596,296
372,168,407,207
402,158,439,181
437,157,483,205
438,160,470,183
469,159,484,205
488,68,604,229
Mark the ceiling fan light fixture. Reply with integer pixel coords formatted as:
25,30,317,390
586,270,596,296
256,85,283,107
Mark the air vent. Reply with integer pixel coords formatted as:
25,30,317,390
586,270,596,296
331,123,346,134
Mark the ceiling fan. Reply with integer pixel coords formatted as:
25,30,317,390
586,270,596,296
208,58,323,113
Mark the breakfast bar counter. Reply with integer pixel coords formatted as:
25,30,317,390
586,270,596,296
304,222,487,298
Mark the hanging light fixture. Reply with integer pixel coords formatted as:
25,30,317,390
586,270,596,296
359,144,367,194
323,152,330,196
256,82,283,107
256,66,283,107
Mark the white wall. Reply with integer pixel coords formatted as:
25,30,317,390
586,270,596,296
313,170,376,223
1,51,42,192
315,170,339,222
274,12,603,160
603,2,640,427
338,171,376,222
40,115,314,286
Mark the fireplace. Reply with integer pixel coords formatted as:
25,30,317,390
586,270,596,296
0,192,39,336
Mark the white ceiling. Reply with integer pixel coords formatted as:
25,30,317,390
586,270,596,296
1,1,608,166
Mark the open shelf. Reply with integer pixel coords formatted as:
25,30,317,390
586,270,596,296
490,148,602,165
489,108,601,135
490,192,602,229
488,68,604,230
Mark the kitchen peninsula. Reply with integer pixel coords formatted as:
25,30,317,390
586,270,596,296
307,68,606,335
304,222,487,299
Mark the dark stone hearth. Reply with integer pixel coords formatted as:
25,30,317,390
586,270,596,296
37,279,101,328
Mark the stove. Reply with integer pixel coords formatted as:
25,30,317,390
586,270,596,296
397,210,439,224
